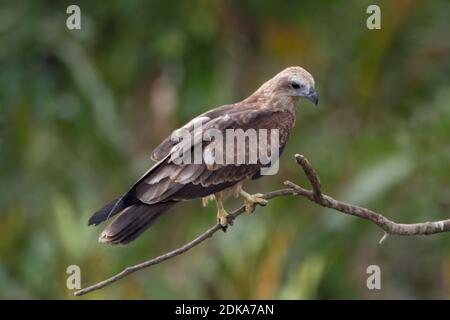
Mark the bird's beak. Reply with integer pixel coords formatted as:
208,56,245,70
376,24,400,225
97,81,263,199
306,89,318,106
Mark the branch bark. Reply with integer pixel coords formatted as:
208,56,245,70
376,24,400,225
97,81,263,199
74,154,450,296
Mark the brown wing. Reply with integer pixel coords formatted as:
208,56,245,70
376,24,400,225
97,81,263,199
89,107,294,228
150,103,260,162
135,108,295,204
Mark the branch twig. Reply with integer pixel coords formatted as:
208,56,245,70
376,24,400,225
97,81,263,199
74,154,450,296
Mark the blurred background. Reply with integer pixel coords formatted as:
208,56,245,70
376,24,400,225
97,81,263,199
1,0,449,299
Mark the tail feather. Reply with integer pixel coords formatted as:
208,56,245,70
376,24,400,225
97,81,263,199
88,195,139,226
98,201,176,245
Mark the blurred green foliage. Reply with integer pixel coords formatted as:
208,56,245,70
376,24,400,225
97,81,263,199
0,0,450,299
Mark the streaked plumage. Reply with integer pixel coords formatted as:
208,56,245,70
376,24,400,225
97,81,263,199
89,66,318,245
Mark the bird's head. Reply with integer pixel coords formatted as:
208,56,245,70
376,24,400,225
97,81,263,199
256,66,318,106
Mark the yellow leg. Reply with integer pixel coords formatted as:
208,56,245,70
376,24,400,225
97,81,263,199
214,192,229,227
240,189,268,214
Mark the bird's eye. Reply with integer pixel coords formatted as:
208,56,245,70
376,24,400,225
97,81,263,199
290,81,302,90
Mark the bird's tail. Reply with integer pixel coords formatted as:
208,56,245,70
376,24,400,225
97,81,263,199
98,201,176,245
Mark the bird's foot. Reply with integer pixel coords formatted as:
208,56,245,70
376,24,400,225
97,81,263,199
241,192,268,214
217,207,232,231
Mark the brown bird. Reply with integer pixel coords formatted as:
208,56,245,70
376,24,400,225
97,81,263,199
89,66,318,245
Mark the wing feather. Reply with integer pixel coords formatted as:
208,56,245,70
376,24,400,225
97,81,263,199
132,107,295,205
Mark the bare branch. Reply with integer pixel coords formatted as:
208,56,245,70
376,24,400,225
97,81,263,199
74,154,450,296
295,154,322,199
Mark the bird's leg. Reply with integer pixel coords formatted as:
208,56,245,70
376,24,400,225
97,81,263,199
214,192,230,231
239,189,268,214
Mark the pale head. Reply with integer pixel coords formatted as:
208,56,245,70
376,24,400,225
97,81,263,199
256,66,318,106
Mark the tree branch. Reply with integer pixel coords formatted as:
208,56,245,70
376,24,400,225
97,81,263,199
74,154,450,296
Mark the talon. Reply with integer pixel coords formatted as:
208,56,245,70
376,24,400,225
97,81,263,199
240,191,268,214
220,218,234,232
214,192,232,229
217,208,230,228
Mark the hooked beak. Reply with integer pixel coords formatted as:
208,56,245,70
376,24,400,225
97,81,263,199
306,88,318,106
